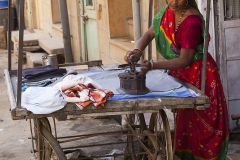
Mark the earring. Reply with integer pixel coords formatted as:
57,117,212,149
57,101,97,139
186,0,189,6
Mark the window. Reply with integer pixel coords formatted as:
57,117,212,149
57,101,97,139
224,0,240,20
108,0,134,40
86,0,93,6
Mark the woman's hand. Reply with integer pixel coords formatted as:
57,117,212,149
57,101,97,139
124,49,142,63
140,60,152,74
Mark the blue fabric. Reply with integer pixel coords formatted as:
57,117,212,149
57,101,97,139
110,87,195,100
22,77,60,92
79,69,197,101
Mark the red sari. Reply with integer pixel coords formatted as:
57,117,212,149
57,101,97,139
155,7,229,160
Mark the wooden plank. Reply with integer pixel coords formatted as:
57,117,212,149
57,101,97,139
13,43,41,52
10,95,209,120
59,60,103,67
0,26,6,49
39,36,64,55
23,46,41,52
4,70,17,111
61,65,89,72
12,30,39,46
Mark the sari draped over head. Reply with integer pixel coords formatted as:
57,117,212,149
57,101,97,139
153,2,229,160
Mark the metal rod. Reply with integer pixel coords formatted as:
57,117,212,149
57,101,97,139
29,119,36,155
16,0,25,108
148,0,153,60
8,0,12,71
132,0,141,40
53,117,58,139
62,141,129,150
58,132,155,144
57,130,129,140
201,0,211,93
132,0,142,60
59,0,73,63
127,122,154,159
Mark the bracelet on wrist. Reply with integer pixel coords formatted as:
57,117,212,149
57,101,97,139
133,48,142,52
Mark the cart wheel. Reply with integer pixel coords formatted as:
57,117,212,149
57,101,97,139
148,110,173,160
34,118,67,160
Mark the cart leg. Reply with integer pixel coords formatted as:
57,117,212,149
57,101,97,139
34,118,67,160
124,114,137,160
147,110,173,160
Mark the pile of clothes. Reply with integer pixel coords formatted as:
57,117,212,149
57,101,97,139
58,75,114,110
22,73,114,114
22,65,67,91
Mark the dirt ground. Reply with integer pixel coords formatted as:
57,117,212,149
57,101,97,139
0,50,240,160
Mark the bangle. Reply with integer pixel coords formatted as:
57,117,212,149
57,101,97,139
133,49,142,56
133,48,142,52
150,60,154,70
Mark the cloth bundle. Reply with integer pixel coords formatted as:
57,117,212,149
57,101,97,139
58,75,114,110
23,65,67,81
22,86,66,114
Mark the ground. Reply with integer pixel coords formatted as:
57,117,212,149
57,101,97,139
0,50,240,160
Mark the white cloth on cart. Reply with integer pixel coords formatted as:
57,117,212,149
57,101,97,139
21,86,66,114
21,74,97,114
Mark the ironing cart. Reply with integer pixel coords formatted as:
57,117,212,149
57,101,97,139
4,0,212,160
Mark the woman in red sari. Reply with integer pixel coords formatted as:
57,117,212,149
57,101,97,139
125,0,229,159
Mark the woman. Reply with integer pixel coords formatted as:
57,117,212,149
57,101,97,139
125,0,229,159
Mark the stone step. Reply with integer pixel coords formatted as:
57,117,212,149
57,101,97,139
12,29,64,55
39,37,64,55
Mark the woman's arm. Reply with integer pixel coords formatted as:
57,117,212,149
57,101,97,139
135,26,155,51
152,48,195,69
154,48,195,69
141,48,195,73
125,26,155,63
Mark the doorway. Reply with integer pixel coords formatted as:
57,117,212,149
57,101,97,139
81,0,100,61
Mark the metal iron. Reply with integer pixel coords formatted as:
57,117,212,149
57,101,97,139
118,55,149,95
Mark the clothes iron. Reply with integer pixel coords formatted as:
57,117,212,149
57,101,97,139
118,54,149,95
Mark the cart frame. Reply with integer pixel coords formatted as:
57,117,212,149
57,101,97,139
5,0,212,159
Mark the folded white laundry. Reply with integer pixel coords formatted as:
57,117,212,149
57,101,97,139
22,86,66,114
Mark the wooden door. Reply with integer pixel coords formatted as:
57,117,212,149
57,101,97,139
82,0,100,61
219,0,240,129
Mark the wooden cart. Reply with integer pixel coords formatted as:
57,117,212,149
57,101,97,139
5,0,212,159
4,68,209,160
